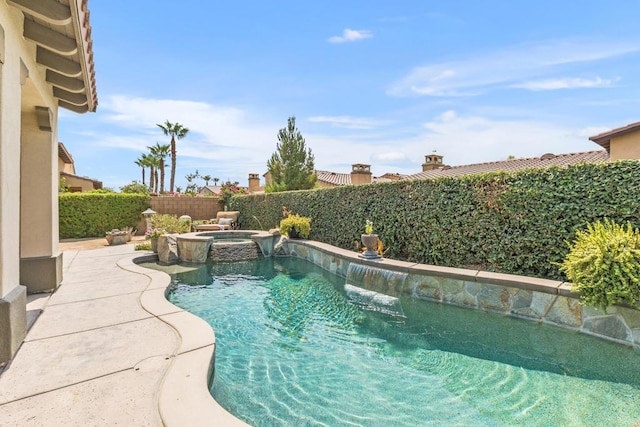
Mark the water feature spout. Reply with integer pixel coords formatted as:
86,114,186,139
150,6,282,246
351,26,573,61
346,263,408,297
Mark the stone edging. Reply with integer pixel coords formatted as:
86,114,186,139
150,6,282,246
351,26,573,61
287,240,640,348
116,254,249,427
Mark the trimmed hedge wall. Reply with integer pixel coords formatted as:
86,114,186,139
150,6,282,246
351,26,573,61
230,161,640,280
59,193,150,238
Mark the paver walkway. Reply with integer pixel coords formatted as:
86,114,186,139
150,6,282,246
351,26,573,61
0,243,179,426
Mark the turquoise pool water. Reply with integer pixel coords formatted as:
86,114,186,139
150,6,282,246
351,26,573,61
166,257,640,426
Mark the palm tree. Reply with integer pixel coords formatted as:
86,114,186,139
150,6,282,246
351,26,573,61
135,156,146,186
157,120,189,193
143,153,157,193
213,177,220,186
148,142,171,193
140,153,155,191
202,174,212,186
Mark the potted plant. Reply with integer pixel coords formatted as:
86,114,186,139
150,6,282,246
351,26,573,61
145,228,165,252
280,214,311,239
360,219,380,259
105,229,130,246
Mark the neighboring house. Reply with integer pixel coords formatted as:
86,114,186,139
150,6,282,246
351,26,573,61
406,151,609,180
0,1,98,363
197,183,251,197
312,123,640,186
589,121,640,161
58,142,102,192
248,173,264,194
198,185,222,196
316,164,393,187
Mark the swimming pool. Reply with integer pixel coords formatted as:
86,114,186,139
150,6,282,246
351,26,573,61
167,257,640,426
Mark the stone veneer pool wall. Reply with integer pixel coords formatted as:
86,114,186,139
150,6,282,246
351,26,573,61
285,239,640,348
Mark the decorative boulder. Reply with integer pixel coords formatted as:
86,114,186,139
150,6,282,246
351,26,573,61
158,234,179,265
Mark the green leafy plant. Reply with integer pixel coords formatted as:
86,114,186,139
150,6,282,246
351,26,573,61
135,242,152,251
219,180,247,208
280,214,311,239
230,161,640,280
59,193,150,239
364,219,374,235
559,219,640,310
120,181,150,194
266,116,317,192
148,214,191,235
59,177,69,193
145,228,165,239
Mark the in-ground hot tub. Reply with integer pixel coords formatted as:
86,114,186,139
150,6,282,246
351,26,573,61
160,230,279,264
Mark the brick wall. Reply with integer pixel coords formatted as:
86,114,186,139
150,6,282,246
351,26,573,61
150,196,223,220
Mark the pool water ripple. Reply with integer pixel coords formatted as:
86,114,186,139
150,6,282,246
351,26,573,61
167,258,640,426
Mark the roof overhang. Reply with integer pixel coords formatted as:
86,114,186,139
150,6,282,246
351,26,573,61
8,0,97,113
58,142,73,164
589,121,640,152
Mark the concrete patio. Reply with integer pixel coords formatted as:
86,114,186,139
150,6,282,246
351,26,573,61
0,240,247,426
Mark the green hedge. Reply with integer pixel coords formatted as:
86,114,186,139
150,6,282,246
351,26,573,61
59,193,150,238
230,161,640,280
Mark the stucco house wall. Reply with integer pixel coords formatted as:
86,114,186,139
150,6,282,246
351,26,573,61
610,132,640,161
0,0,97,363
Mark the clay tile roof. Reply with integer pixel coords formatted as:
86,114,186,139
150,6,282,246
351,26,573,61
316,170,351,186
406,150,609,181
589,121,640,151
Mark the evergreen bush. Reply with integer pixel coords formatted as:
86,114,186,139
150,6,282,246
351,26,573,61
59,193,150,238
279,214,311,238
559,219,640,309
230,161,640,280
148,214,192,235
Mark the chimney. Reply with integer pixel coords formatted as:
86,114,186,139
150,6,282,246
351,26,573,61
248,173,260,192
422,154,444,171
263,171,272,185
351,163,372,185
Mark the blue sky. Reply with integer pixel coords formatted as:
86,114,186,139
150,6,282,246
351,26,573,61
58,0,640,191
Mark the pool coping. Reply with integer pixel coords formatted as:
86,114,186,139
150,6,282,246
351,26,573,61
288,239,567,294
118,254,250,426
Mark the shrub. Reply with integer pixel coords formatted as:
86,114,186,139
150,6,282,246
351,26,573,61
219,181,246,208
280,214,311,239
121,181,150,194
135,242,152,251
60,193,150,238
559,219,640,310
149,214,191,235
230,161,640,280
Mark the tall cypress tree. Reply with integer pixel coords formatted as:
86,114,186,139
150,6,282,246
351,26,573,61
266,116,316,192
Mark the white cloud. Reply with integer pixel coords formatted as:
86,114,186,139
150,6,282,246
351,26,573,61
79,95,282,186
575,126,612,138
512,77,616,91
371,152,408,163
305,109,601,178
419,110,599,165
308,115,381,129
64,95,604,188
388,39,639,97
328,29,373,44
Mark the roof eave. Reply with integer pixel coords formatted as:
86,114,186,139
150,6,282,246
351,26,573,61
8,0,98,114
589,121,640,152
